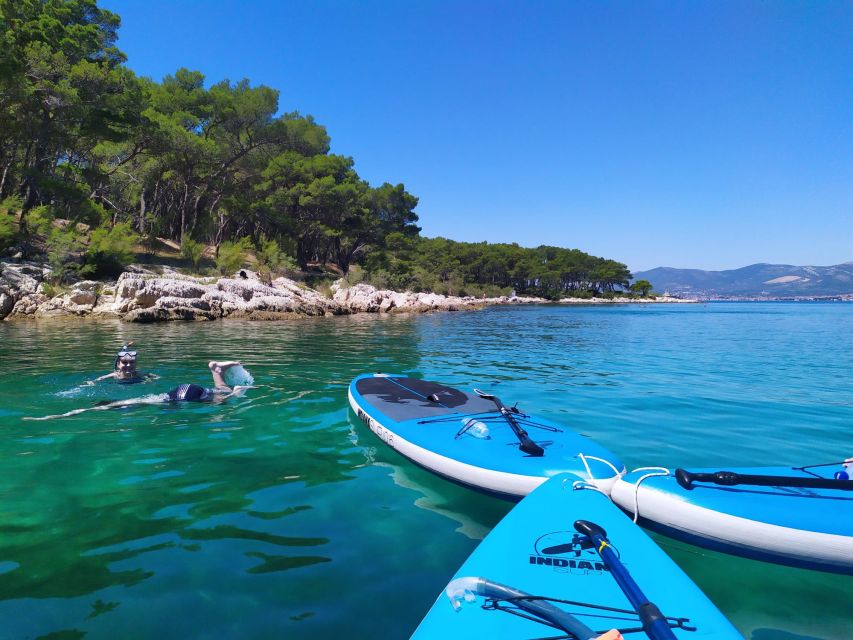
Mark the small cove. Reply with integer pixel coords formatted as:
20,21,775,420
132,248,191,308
0,303,851,639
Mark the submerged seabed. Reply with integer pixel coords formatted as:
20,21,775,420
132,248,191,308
0,303,851,639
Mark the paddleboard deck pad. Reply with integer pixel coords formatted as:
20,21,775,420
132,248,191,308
348,374,624,499
413,475,741,638
610,464,853,574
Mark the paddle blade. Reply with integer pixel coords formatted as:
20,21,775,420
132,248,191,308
520,439,545,457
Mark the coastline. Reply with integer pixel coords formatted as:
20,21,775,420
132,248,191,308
557,295,693,304
0,261,694,323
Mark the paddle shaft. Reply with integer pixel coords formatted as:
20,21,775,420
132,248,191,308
478,392,544,457
675,468,853,491
574,520,677,640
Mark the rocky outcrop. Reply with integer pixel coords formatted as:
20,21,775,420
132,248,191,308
33,281,110,317
11,292,49,316
1,262,49,320
112,272,342,321
0,290,13,318
556,295,696,304
330,282,546,313
3,263,46,293
0,260,562,323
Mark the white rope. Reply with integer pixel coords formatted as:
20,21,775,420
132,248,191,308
570,478,608,495
567,453,626,495
578,452,622,480
625,466,671,523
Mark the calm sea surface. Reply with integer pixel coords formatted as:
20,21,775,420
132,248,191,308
0,303,851,639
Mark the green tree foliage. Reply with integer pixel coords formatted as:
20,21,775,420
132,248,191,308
0,0,628,291
0,1,419,270
256,236,281,269
216,237,252,275
363,238,632,299
82,221,138,277
0,0,139,221
26,206,82,282
254,235,298,273
0,195,21,250
181,237,204,272
0,210,16,250
630,279,653,297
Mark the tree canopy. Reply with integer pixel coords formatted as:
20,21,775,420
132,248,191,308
0,0,630,293
363,237,631,298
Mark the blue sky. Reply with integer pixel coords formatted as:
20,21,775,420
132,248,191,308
101,0,852,271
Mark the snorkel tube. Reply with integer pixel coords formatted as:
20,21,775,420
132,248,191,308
445,576,598,639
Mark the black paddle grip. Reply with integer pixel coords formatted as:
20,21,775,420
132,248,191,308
676,467,853,491
674,468,694,489
676,468,739,489
675,469,740,489
573,519,607,540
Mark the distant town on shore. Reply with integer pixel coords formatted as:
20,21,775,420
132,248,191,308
635,261,853,300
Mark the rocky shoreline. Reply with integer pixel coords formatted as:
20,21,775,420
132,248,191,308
557,295,692,304
0,261,547,322
0,261,692,323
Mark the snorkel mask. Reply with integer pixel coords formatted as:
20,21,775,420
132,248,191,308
114,343,138,371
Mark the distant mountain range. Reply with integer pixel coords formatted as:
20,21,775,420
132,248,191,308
632,262,853,298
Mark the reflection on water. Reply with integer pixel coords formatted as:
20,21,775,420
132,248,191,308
0,305,851,639
346,415,506,541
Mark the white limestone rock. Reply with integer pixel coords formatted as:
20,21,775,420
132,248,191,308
0,262,44,296
2,261,550,322
0,290,14,319
10,293,48,316
114,273,209,313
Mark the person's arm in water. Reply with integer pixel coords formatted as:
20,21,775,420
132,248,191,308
88,370,156,385
208,361,242,392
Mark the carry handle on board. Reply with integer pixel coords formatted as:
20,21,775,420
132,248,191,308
574,520,678,640
675,468,853,491
474,389,544,457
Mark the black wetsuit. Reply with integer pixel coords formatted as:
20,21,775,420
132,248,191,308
166,384,213,402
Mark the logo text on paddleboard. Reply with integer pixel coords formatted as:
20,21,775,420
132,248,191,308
357,408,394,447
529,531,608,574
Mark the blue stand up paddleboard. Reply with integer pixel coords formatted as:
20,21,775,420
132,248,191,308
413,475,742,639
348,374,625,499
610,462,853,575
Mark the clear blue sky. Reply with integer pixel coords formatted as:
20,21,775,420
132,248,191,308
101,0,852,272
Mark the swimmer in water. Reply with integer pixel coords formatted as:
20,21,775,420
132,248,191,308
29,360,250,420
165,361,245,402
92,343,157,384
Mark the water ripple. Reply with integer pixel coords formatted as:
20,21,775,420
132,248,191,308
0,305,851,639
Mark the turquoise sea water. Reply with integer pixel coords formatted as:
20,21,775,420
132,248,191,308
0,303,851,639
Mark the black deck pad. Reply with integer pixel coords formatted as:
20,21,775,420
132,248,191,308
355,377,496,423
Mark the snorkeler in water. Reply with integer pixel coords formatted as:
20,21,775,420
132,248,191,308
92,342,158,384
28,360,251,420
164,361,245,402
